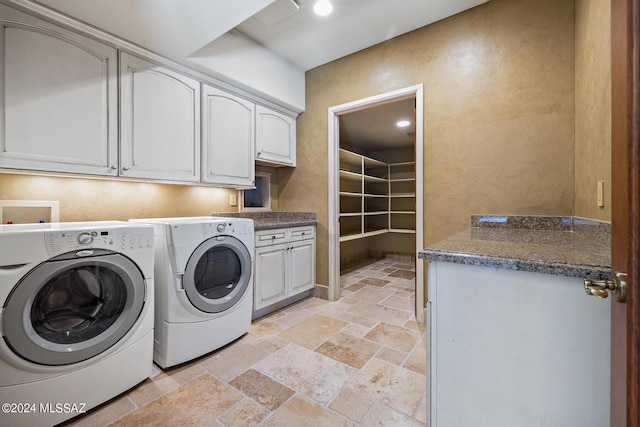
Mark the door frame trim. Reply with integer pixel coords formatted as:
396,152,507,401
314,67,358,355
611,0,640,424
327,84,425,322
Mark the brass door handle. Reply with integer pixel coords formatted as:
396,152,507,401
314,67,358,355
585,285,609,298
584,272,627,303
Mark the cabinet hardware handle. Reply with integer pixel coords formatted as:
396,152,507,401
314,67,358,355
122,166,130,171
110,165,117,170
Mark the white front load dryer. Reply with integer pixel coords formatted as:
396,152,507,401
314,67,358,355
0,221,154,427
129,217,254,368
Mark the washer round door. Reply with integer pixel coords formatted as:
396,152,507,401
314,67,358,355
183,236,252,313
3,251,146,366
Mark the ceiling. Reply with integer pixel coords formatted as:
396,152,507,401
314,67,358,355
340,98,416,153
32,0,488,150
238,0,489,70
34,0,489,72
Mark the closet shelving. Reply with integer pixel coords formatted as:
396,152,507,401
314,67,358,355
339,148,416,242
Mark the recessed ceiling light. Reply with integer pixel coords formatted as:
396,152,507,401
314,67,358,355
396,119,411,128
313,0,333,16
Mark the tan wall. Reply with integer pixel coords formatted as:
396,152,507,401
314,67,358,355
574,0,612,221
0,173,238,222
280,0,577,286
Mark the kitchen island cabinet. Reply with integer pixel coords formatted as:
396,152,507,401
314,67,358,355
419,216,611,427
0,4,118,176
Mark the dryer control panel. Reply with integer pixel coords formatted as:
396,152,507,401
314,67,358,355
202,220,253,239
168,218,255,259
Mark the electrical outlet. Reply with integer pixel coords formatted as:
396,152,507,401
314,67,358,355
597,181,604,207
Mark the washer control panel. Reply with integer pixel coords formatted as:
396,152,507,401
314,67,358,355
119,229,154,252
45,226,153,255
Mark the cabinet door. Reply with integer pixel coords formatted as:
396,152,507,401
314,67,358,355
255,105,296,167
120,52,200,182
254,244,288,310
289,239,315,295
202,85,255,187
0,5,118,175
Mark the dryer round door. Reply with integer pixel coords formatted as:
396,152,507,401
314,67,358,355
3,251,146,366
183,236,252,313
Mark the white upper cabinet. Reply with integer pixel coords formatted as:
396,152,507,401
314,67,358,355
0,5,118,176
255,105,296,167
120,52,200,182
202,85,255,187
0,4,299,186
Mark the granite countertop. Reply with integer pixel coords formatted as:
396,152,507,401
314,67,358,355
418,215,611,280
211,212,317,230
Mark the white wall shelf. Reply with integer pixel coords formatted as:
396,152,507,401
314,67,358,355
0,200,60,224
338,148,416,242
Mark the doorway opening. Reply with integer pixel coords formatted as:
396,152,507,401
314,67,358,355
327,85,424,323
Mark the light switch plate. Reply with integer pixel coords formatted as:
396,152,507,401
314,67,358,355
597,180,604,207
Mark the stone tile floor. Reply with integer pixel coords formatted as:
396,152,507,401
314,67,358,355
65,257,426,426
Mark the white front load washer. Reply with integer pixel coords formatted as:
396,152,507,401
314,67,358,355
129,217,254,368
0,221,154,427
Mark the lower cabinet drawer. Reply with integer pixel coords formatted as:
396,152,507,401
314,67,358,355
289,226,315,242
255,229,287,247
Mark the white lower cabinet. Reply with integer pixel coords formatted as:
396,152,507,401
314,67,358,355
254,242,287,308
427,261,611,427
254,226,315,315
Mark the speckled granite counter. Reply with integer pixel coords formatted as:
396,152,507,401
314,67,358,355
418,215,611,280
211,212,317,230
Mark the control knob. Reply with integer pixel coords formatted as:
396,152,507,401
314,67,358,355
216,223,226,233
77,232,94,245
